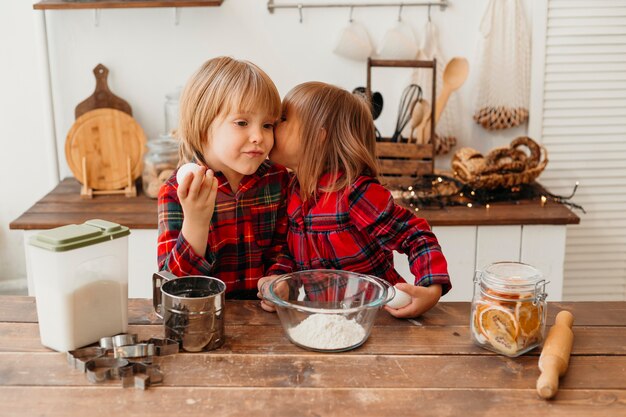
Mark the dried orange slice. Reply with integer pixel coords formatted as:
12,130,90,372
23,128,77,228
481,289,519,310
478,306,520,356
472,301,490,343
486,332,518,356
485,288,520,300
479,305,520,341
516,302,542,338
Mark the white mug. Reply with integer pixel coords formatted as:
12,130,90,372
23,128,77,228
333,21,373,62
377,21,419,60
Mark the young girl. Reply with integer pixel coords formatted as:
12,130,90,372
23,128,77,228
261,81,451,318
158,56,293,299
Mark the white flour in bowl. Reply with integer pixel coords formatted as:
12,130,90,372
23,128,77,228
288,313,366,350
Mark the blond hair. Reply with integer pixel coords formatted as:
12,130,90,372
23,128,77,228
177,56,281,166
283,81,378,201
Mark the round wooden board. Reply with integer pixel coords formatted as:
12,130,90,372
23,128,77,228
65,108,146,190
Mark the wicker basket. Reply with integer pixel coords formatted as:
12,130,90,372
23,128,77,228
452,137,548,190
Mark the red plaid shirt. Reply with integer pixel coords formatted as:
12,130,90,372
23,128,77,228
157,161,294,295
282,174,451,295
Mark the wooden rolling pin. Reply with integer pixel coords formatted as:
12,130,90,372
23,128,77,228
536,310,575,399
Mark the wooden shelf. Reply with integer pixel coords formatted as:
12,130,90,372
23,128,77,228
9,177,579,231
34,0,223,10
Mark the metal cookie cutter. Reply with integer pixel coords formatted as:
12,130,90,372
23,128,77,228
99,337,114,350
67,347,107,372
148,338,180,356
114,343,156,359
120,362,164,390
113,334,139,347
85,357,129,383
68,334,179,390
100,334,139,350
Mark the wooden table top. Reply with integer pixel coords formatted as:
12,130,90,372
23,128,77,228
10,178,579,230
0,297,623,416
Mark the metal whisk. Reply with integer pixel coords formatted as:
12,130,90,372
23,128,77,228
391,84,422,143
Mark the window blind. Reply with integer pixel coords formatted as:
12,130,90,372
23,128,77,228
531,0,626,300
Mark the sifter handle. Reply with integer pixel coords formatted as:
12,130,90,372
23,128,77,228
152,271,176,319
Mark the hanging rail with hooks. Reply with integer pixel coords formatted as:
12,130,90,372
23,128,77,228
267,1,448,14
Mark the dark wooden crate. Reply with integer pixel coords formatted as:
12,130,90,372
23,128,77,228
367,58,437,189
376,142,434,188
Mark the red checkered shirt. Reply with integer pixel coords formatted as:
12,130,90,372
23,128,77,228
282,174,451,295
157,161,294,294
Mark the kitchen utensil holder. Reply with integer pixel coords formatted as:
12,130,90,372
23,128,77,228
367,58,437,188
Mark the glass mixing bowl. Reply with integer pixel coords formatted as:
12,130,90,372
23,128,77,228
262,270,394,352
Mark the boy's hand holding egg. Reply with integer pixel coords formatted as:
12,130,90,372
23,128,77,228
385,283,443,319
176,163,219,229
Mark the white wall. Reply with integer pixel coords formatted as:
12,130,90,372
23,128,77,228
0,2,53,291
0,0,532,288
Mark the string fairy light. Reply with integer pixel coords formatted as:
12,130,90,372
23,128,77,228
397,174,585,213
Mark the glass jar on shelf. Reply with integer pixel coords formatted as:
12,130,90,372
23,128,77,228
470,261,548,357
164,87,181,136
142,134,179,199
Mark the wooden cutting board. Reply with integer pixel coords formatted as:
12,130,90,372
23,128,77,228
75,64,132,119
65,108,146,191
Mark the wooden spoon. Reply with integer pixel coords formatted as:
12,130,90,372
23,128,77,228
408,99,425,143
434,57,469,124
415,100,431,145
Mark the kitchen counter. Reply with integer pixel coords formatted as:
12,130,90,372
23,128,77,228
0,297,624,416
9,177,579,230
9,178,582,300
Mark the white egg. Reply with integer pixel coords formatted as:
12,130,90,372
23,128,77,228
386,287,412,309
176,163,203,185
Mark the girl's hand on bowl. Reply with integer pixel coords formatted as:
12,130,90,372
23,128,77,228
257,275,288,313
384,283,442,319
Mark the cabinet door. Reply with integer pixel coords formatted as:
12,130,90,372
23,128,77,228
476,226,522,270
433,226,477,302
128,230,158,298
393,226,477,301
521,225,566,301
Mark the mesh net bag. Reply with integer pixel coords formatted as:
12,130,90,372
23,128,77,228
473,0,530,130
405,20,461,155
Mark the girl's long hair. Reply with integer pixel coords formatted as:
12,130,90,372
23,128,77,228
177,56,281,166
283,81,379,201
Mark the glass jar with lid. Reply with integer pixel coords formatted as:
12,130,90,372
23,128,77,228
164,88,181,136
470,261,548,357
142,134,179,199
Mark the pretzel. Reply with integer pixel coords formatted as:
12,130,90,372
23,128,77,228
452,160,473,182
511,136,541,168
452,147,486,182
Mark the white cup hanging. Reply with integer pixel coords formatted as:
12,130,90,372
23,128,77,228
333,7,373,61
377,6,419,60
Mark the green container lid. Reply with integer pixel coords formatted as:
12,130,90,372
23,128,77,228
28,219,130,252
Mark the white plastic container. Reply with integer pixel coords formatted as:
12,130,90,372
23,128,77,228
28,219,130,351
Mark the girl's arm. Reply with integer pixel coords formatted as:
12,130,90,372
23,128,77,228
349,179,451,311
265,168,296,276
383,282,442,318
